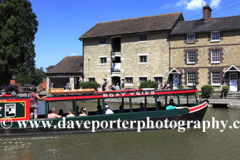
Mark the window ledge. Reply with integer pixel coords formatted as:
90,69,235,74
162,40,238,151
211,62,221,64
138,62,148,64
138,41,148,43
99,44,106,45
125,84,133,86
210,40,220,43
186,41,196,44
187,62,196,65
211,84,221,86
186,84,195,86
99,63,107,66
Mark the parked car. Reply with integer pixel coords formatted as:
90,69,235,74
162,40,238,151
0,85,19,96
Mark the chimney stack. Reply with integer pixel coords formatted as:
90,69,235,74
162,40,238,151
203,4,212,21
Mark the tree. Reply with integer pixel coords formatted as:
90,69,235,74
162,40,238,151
46,65,54,72
0,0,38,86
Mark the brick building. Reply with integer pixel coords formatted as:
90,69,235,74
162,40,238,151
79,13,184,89
170,4,240,91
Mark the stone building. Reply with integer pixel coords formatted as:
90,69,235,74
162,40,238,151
170,4,240,92
79,13,184,89
46,56,83,91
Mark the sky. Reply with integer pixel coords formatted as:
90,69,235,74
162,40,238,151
29,0,240,71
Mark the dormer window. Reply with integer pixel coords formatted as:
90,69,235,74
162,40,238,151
211,32,220,42
139,34,147,41
99,38,106,44
187,33,195,43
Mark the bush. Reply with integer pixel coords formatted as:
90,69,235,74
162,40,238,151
139,80,158,89
80,81,100,91
221,86,229,97
201,85,215,98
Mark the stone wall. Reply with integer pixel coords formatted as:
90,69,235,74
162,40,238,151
83,31,170,89
170,30,240,90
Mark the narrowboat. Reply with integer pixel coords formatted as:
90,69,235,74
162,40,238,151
0,88,208,136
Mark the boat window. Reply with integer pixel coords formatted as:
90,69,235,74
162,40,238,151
131,97,155,112
102,98,131,114
178,93,197,107
48,101,73,117
76,100,104,116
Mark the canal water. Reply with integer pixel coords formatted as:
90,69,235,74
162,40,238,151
0,104,240,159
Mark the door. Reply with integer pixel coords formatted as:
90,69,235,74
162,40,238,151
230,73,238,92
111,77,121,89
173,74,179,89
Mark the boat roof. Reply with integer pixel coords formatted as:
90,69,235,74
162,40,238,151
45,89,198,102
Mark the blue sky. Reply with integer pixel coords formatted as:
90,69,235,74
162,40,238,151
29,0,240,71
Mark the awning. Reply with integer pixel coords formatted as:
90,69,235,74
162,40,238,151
168,68,181,74
224,65,240,73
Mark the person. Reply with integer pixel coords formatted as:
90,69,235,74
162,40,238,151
115,83,120,90
58,109,64,117
118,105,125,113
29,87,46,119
76,105,81,115
102,82,107,91
105,104,114,114
158,101,162,110
79,107,88,116
138,102,147,112
110,84,116,90
166,99,188,110
160,84,164,90
67,109,75,117
48,108,62,118
65,82,71,90
157,82,161,90
163,82,167,90
96,105,103,115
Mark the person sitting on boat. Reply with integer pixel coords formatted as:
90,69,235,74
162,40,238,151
110,84,116,90
166,99,188,110
158,101,162,110
76,105,81,115
105,104,114,114
118,105,125,113
48,108,62,118
138,102,147,112
59,109,64,117
29,87,46,119
67,109,75,117
96,105,103,115
79,107,88,116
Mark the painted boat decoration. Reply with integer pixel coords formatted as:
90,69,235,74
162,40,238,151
0,88,208,136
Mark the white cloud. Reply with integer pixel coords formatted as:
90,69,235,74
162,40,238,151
70,53,77,56
175,0,188,7
162,4,170,8
210,0,221,8
186,0,206,10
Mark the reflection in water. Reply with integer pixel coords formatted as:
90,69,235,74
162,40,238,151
1,108,240,159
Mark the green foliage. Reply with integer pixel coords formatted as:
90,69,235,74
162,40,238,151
16,68,46,86
80,81,100,91
0,0,38,86
46,65,54,72
201,85,215,98
177,84,185,89
221,86,229,97
139,80,158,89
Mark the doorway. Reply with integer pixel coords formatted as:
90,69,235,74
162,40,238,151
173,74,179,89
230,73,238,92
111,77,121,89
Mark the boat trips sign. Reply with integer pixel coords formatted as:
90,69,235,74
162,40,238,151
103,91,155,98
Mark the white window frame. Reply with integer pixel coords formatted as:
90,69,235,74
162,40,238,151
139,76,148,86
187,51,196,64
187,72,196,86
99,56,107,65
211,50,221,64
138,53,148,64
154,77,163,83
211,32,220,42
187,33,195,43
88,76,95,82
125,77,133,86
211,72,221,86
